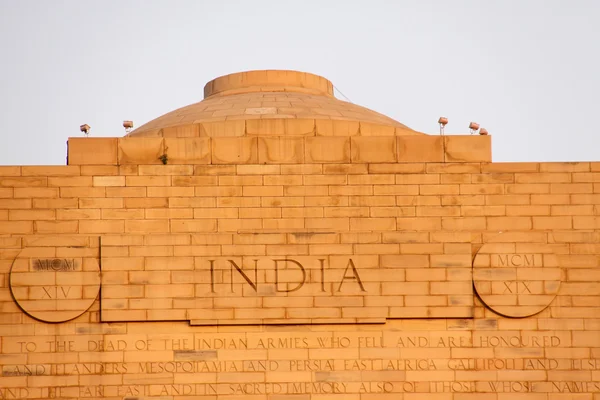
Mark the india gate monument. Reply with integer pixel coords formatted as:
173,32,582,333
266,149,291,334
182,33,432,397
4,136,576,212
1,69,600,399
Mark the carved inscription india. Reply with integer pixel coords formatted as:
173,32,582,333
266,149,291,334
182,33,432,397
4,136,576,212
100,253,474,324
207,258,366,293
101,257,370,325
99,234,474,323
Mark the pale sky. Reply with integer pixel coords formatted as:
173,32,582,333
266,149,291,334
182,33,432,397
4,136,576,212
1,0,599,165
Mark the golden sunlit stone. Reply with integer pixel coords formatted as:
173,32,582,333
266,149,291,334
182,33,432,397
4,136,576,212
0,70,599,398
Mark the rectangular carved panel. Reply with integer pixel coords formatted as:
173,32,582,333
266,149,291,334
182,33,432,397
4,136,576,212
99,234,473,324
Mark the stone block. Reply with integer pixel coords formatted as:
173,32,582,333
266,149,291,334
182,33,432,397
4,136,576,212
246,118,315,136
444,135,492,162
119,165,138,175
351,137,397,163
199,120,245,137
79,220,124,234
48,177,92,187
124,219,169,234
173,176,218,186
118,137,164,165
147,187,194,197
33,198,78,208
79,197,123,209
540,162,590,172
0,166,21,176
211,137,258,164
359,122,396,136
57,209,100,220
13,188,59,198
22,166,80,176
171,219,217,233
138,165,193,176
194,165,236,175
163,138,211,164
92,176,125,187
124,198,168,209
397,136,444,163
34,220,78,234
0,220,32,233
68,138,118,165
8,209,55,220
315,120,360,136
305,137,350,163
80,165,119,176
257,137,304,164
161,124,200,137
125,176,171,187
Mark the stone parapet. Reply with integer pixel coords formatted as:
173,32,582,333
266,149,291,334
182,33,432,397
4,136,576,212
67,135,491,165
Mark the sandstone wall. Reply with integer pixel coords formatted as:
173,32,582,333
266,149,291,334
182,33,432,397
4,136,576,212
1,135,600,399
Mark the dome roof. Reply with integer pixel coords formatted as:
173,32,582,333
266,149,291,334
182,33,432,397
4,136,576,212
128,70,422,137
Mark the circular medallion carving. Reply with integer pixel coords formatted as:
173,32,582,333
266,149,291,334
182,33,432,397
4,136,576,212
9,238,100,323
473,234,562,318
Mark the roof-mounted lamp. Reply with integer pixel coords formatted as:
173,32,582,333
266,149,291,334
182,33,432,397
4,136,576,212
80,124,91,137
438,117,448,135
469,122,480,135
123,120,134,134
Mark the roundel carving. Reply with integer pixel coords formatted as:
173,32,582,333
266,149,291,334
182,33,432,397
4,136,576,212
473,234,562,318
9,238,101,323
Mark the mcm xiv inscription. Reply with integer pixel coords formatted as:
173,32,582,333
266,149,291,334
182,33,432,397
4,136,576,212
32,258,78,271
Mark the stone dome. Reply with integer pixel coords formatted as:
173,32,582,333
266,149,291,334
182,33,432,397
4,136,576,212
128,70,423,137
